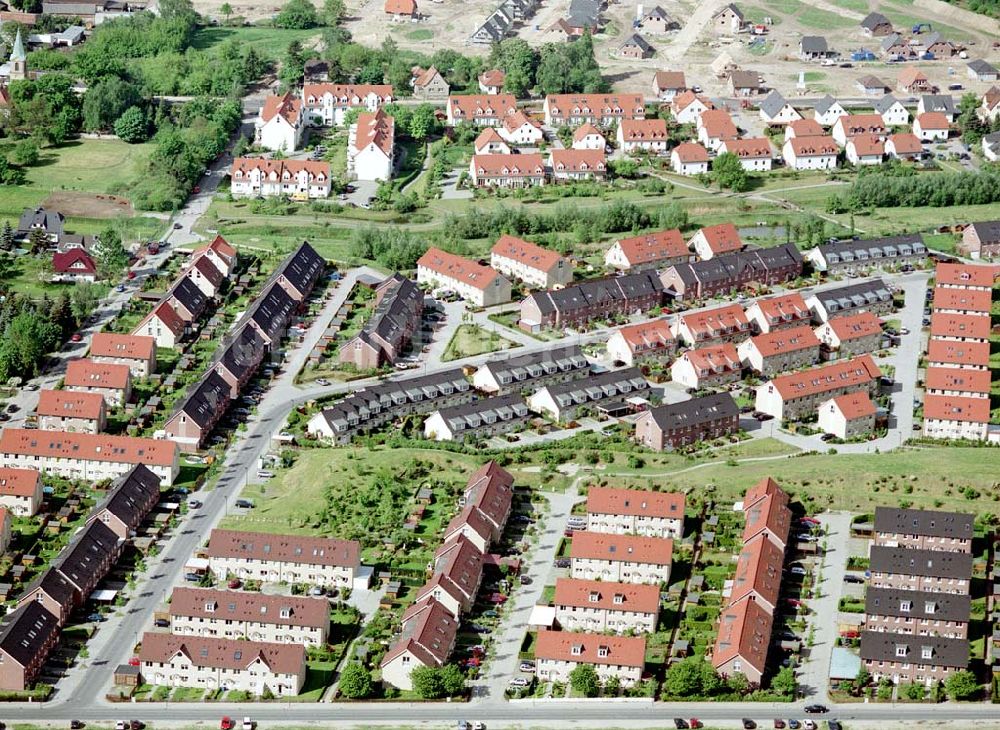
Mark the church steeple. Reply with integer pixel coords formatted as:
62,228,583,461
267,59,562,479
9,28,26,81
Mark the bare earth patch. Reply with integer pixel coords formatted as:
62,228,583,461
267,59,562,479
41,191,135,219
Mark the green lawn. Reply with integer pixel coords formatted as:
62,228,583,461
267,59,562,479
796,6,857,28
190,26,321,57
441,323,520,362
406,28,434,41
830,0,869,11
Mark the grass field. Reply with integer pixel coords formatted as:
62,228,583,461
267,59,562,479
190,26,322,57
441,324,520,362
796,6,856,28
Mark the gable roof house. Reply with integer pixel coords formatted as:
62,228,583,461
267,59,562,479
813,95,848,127
534,629,646,686
384,0,418,20
923,31,958,58
194,235,239,278
230,158,332,201
696,109,739,151
744,292,811,333
718,137,775,171
713,3,744,34
416,247,512,307
52,248,97,282
652,70,686,101
301,83,394,127
0,601,61,691
805,278,894,322
380,597,458,690
604,228,688,272
469,153,546,189
660,245,805,300
959,220,1000,260
446,94,517,127
688,223,745,261
672,90,715,124
800,35,833,60
543,93,645,127
917,94,956,121
754,354,881,421
832,113,886,146
166,277,209,325
245,284,297,348
633,391,739,451
423,393,529,443
856,75,891,97
861,11,892,36
669,343,742,390
548,149,607,182
637,5,679,33
88,333,157,379
347,109,395,182
616,118,669,155
711,595,773,684
337,273,423,370
17,206,65,243
490,235,573,290
670,141,711,176
474,127,511,155
519,271,663,332
873,94,910,126
63,359,132,407
885,132,924,160
606,318,677,367
617,33,654,59
673,302,750,347
411,66,449,100
86,464,161,540
35,389,107,434
913,111,950,141
882,33,918,60
758,90,802,125
846,135,885,165
572,122,607,151
737,324,821,376
967,59,999,83
213,324,268,398
163,370,233,451
898,67,934,94
803,235,925,274
473,345,590,395
728,69,764,97
254,92,303,153
527,367,650,422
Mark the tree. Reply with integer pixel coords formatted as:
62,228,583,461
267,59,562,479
9,138,39,166
0,310,61,381
275,0,319,29
408,104,437,141
220,1,232,22
337,663,373,699
8,73,81,144
0,157,26,185
94,226,129,277
410,666,445,699
712,152,750,192
322,0,345,25
439,663,466,696
82,76,141,132
944,670,979,700
27,227,48,255
659,201,688,230
727,672,750,695
0,222,14,252
278,40,306,87
569,664,599,697
664,657,704,697
770,666,796,697
114,106,149,143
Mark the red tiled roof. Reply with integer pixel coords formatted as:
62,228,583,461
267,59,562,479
682,343,741,374
730,533,785,607
412,66,442,89
887,132,922,154
231,157,331,181
614,229,687,266
827,391,876,420
835,114,885,136
698,109,738,139
786,135,839,156
694,223,743,256
916,111,949,130
64,359,130,390
0,428,175,467
613,318,675,352
204,529,361,568
0,468,41,498
139,632,304,675
444,503,493,544
619,118,668,142
932,287,992,314
550,148,607,173
712,595,773,676
768,354,881,400
36,390,105,421
825,311,882,341
535,629,646,668
545,93,645,120
849,135,884,156
673,91,715,113
303,84,393,104
653,70,686,91
191,255,224,288
196,235,237,264
924,366,992,395
923,394,990,423
743,493,792,546
743,477,789,510
354,109,394,157
573,122,604,142
169,587,330,628
930,313,991,340
418,246,503,291
479,69,506,87
383,597,457,668
570,531,673,566
52,248,96,275
89,333,156,362
139,301,186,337
586,486,684,519
721,137,773,159
260,92,300,124
672,142,710,163
898,66,928,88
448,94,516,121
680,302,749,336
936,262,1000,288
474,127,507,151
502,110,541,134
471,153,545,178
491,234,564,273
554,577,660,614
752,292,810,323
788,119,824,137
926,339,990,367
384,0,416,13
748,325,820,357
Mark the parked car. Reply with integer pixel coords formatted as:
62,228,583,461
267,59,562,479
315,378,331,386
689,721,702,729
508,677,530,687
803,721,817,730
187,499,202,509
241,718,253,730
743,720,757,730
554,558,571,568
86,613,105,622
787,565,807,576
519,661,535,672
774,721,786,729
804,705,828,714
130,722,145,730
153,618,170,628
827,721,841,730
674,720,689,729
228,579,241,589
843,574,865,584
787,721,801,730
234,499,254,509
70,722,85,729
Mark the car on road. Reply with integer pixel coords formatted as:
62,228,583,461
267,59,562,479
70,333,82,342
819,433,836,442
0,414,9,422
86,613,105,622
804,705,827,714
130,722,144,730
519,661,535,672
115,284,126,292
742,720,756,729
519,575,532,585
128,656,140,666
688,721,702,729
187,498,201,509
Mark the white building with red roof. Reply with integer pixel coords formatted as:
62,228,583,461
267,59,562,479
923,395,990,441
52,249,97,283
913,112,950,141
571,123,606,150
754,354,881,421
348,109,395,181
831,113,886,146
553,578,660,634
781,135,839,170
535,629,646,686
672,91,715,124
688,223,744,261
384,0,417,20
542,93,645,127
490,234,572,289
745,292,811,333
814,311,883,359
605,318,677,367
0,467,43,516
570,531,673,585
604,229,688,272
785,118,825,141
924,367,991,398
884,132,923,160
36,390,107,434
718,137,774,171
926,340,990,370
935,262,999,291
616,118,668,156
194,235,238,278
416,247,512,307
499,110,544,145
671,343,742,389
474,127,511,155
711,593,773,684
673,303,750,346
478,69,506,95
302,83,393,127
548,149,607,182
64,359,132,407
846,135,884,166
230,157,332,199
696,108,739,151
652,70,686,101
254,92,303,152
737,325,821,375
134,300,187,349
469,153,545,190
585,486,684,538
446,94,517,127
381,597,458,690
670,142,710,176
818,391,877,439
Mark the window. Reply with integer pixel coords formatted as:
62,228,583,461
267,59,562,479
571,644,583,656
597,645,609,658
895,645,908,657
899,600,912,613
589,592,600,603
921,646,933,660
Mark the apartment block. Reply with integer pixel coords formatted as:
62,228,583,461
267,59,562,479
570,531,673,585
585,486,684,539
534,629,645,686
553,578,659,634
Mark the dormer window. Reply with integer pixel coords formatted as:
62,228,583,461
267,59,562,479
921,646,933,660
924,601,936,615
204,602,215,613
597,645,610,658
588,592,600,603
571,644,583,656
613,594,624,605
895,645,908,657
899,600,912,613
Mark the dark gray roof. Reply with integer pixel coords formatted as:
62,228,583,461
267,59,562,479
921,94,956,115
715,2,743,20
646,392,738,431
759,90,789,118
567,0,600,27
857,75,888,90
873,94,902,114
363,275,422,347
967,220,1000,243
526,271,662,319
0,601,59,668
55,520,120,593
93,464,160,530
279,241,325,296
170,276,209,320
865,587,971,622
880,33,904,52
250,284,296,342
537,366,649,401
860,11,890,30
800,36,828,53
217,324,267,381
434,393,529,432
860,631,968,668
621,33,653,53
874,506,974,541
175,370,231,430
481,344,588,382
968,59,999,75
666,244,802,291
816,235,925,263
811,278,893,313
23,567,77,607
814,95,841,115
869,545,973,580
18,207,65,237
642,5,674,22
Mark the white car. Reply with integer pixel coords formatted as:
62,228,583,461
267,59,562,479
256,470,274,479
187,499,201,509
508,677,530,687
242,719,254,730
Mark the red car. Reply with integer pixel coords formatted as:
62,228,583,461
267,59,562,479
489,593,507,604
193,185,201,194
128,657,140,667
228,579,241,589
71,333,82,342
220,719,235,730
127,270,136,280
